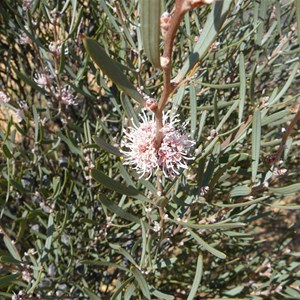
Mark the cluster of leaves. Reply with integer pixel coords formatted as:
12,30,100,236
0,0,299,299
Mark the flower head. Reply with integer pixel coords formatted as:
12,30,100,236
121,112,195,179
22,0,32,10
61,85,77,106
34,73,49,88
19,31,31,45
49,41,69,57
0,91,11,104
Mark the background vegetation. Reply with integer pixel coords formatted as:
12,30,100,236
0,0,299,299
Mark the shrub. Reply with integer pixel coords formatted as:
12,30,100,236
0,0,299,299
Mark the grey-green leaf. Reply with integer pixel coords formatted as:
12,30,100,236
140,0,161,68
0,273,20,289
269,183,300,195
189,230,227,259
187,254,203,300
3,236,22,262
83,36,145,105
230,186,251,198
99,194,141,224
93,136,122,156
175,0,233,83
296,0,300,45
83,288,102,300
251,109,261,182
132,268,151,300
150,287,175,300
92,168,139,196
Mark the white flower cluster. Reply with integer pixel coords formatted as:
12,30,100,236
61,85,77,106
0,91,11,104
121,112,195,179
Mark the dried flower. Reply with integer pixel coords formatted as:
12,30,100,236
121,112,195,178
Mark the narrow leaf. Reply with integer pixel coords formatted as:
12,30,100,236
249,65,257,105
269,63,299,105
296,0,300,45
188,230,226,259
215,196,269,208
230,186,251,198
111,277,134,300
268,204,300,210
99,194,141,224
2,144,13,159
83,36,145,105
150,287,175,300
41,214,54,262
83,288,102,300
3,236,22,262
93,136,122,156
81,260,130,272
57,132,83,156
238,52,246,124
269,183,300,195
132,268,151,300
92,168,139,196
190,85,197,137
175,0,233,83
124,283,136,300
170,219,245,230
0,273,20,289
187,254,203,300
121,93,139,126
140,0,161,68
251,109,261,182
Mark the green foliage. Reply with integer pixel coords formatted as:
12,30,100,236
0,0,299,299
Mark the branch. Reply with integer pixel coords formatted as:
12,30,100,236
154,0,213,146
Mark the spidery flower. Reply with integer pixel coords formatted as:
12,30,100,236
60,85,78,106
34,73,49,88
121,112,195,179
49,41,69,57
0,91,11,104
19,32,31,45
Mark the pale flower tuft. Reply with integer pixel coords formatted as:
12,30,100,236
121,112,195,179
0,91,11,104
60,85,78,106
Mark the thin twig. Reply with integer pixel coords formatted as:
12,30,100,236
154,0,211,147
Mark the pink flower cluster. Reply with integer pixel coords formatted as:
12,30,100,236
121,112,195,179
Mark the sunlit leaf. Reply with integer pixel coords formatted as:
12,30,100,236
83,36,145,105
140,0,161,68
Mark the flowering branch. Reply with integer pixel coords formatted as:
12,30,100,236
154,0,214,147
